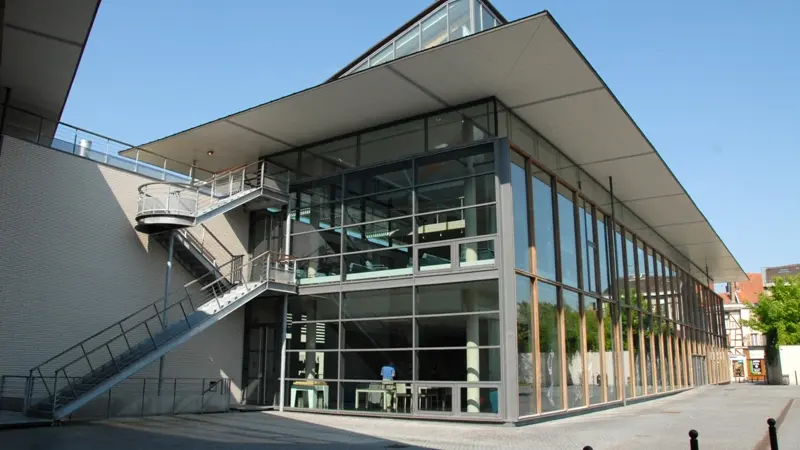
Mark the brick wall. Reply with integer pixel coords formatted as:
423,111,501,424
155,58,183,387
0,136,248,401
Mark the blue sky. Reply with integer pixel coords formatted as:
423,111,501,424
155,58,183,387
63,0,799,275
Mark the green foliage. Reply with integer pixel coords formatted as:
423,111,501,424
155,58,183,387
744,275,800,347
516,287,675,360
517,301,532,353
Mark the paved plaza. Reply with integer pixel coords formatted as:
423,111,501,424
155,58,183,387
2,384,799,449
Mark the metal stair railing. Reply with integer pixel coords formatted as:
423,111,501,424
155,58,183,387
177,224,236,269
25,250,297,417
136,160,290,221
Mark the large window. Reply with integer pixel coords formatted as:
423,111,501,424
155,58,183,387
538,282,562,412
564,290,584,408
532,169,556,280
511,153,530,272
516,275,534,416
286,281,500,415
557,185,579,288
288,142,497,285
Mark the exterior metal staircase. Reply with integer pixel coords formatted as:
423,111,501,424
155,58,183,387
24,159,296,422
134,160,289,234
25,251,297,421
153,225,243,282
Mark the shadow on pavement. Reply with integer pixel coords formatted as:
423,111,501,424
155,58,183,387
0,411,428,449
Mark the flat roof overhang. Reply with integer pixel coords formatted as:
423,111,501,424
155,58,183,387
1,0,100,120
132,11,746,282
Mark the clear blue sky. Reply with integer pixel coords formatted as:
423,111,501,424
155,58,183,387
62,0,799,275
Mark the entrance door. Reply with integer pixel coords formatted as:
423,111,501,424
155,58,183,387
245,324,280,406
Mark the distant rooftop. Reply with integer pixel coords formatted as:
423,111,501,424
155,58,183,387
764,264,800,285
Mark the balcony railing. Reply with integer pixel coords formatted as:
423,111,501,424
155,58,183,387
0,104,213,183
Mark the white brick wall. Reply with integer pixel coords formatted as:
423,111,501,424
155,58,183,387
0,136,247,400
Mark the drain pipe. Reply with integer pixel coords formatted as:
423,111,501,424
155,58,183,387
158,230,175,395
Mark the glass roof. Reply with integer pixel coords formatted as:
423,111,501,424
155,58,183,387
340,0,503,78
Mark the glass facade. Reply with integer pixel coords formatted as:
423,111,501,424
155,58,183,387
343,0,501,77
284,282,501,416
251,98,728,422
509,116,728,417
288,141,497,285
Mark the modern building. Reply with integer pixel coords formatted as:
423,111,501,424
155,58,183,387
0,0,740,424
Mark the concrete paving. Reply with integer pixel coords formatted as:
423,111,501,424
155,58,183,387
2,384,799,449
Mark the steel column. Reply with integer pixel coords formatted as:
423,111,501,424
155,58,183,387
158,231,175,395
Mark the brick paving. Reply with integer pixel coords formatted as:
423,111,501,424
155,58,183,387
2,384,799,449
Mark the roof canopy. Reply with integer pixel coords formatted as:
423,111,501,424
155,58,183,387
134,12,746,282
1,0,100,120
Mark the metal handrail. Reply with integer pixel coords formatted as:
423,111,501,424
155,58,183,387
135,159,289,219
178,225,236,267
29,251,296,388
33,250,298,413
0,103,215,181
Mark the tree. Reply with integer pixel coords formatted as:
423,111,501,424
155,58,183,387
744,275,800,347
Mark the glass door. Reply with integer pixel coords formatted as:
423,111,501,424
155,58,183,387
245,324,280,406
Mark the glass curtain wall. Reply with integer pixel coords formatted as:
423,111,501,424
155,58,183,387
268,96,727,421
509,122,727,418
289,143,498,285
284,281,501,417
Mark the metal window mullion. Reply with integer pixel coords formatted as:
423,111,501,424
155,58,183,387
588,204,608,403
620,230,630,306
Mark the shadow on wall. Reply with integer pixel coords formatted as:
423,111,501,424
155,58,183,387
1,412,426,449
0,136,243,398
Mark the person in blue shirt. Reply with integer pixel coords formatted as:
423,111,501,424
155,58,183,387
380,362,396,412
381,361,396,381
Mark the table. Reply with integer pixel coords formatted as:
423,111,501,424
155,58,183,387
355,388,389,410
290,383,329,409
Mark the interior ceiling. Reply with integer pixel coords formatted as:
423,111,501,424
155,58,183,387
0,0,99,120
135,12,746,282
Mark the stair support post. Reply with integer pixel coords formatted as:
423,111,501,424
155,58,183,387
22,372,31,413
179,302,191,328
158,231,175,396
201,378,205,413
80,343,94,372
185,287,196,311
195,186,200,216
106,344,120,373
144,321,157,349
119,323,131,350
62,368,78,399
52,372,58,418
141,379,146,417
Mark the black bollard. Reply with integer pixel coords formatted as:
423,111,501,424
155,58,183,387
767,418,779,450
689,429,699,450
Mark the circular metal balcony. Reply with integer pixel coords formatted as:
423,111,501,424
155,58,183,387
135,182,199,234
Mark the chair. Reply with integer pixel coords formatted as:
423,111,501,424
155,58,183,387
395,383,410,412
